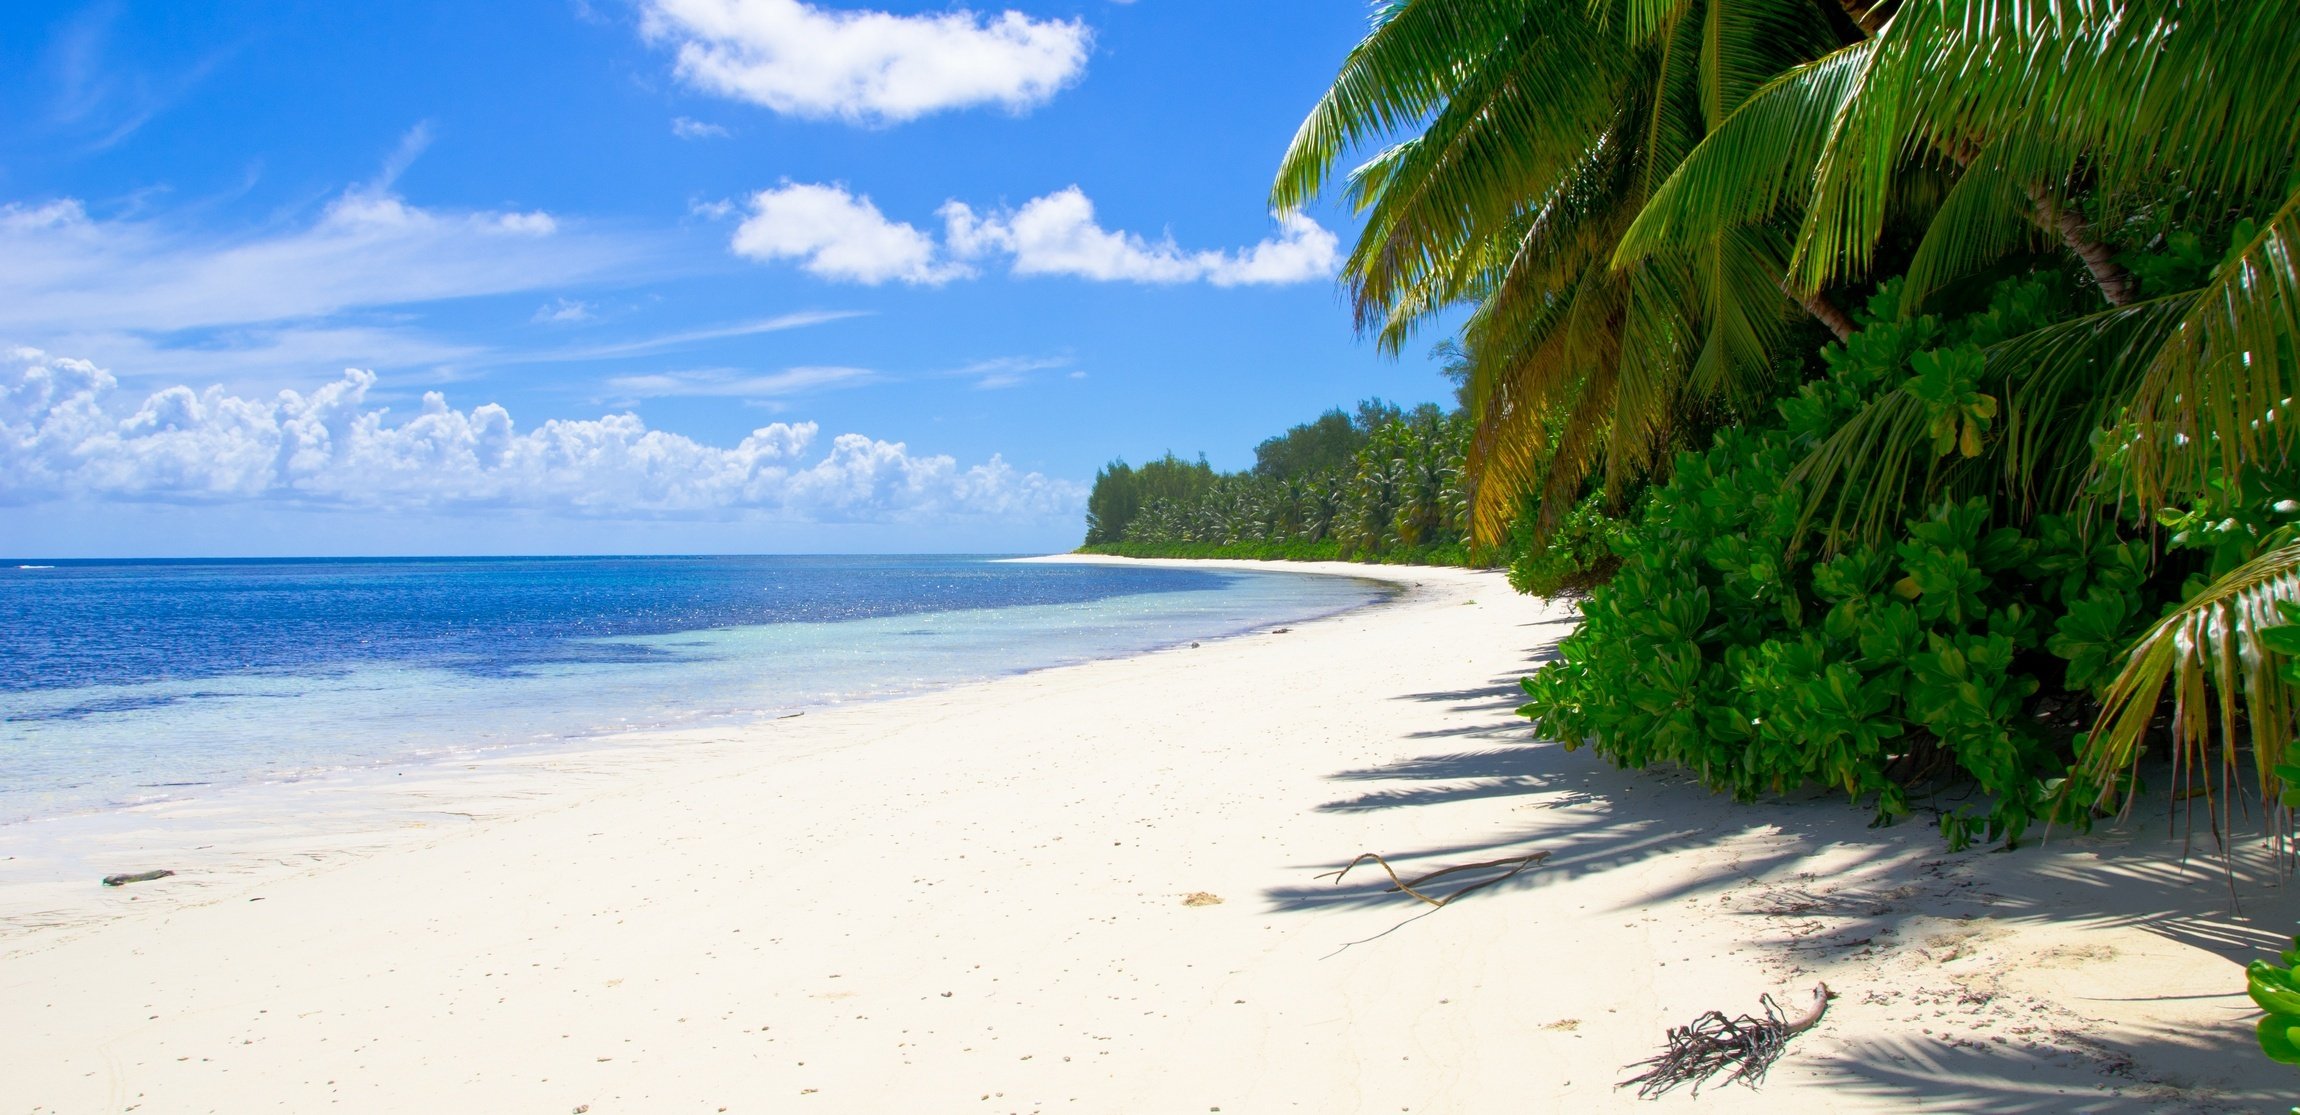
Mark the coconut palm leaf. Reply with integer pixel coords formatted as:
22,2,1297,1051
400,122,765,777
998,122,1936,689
1898,145,2051,312
1613,40,1874,268
2079,541,2300,821
1271,1,1551,214
2121,187,2300,515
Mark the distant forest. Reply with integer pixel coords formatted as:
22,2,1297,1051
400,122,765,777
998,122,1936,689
1077,391,1624,593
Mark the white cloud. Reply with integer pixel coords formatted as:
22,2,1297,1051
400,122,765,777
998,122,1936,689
671,115,732,139
0,190,634,336
641,0,1090,125
0,348,1080,520
951,355,1069,390
604,365,874,398
534,298,593,323
731,183,969,285
516,311,868,364
942,188,1339,285
1203,211,1347,287
736,183,1338,288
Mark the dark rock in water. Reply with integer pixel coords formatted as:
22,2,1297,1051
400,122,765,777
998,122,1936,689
101,869,174,887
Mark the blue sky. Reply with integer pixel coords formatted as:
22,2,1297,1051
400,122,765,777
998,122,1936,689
0,0,1456,556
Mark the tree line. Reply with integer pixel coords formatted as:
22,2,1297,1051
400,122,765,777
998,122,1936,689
1081,400,1480,564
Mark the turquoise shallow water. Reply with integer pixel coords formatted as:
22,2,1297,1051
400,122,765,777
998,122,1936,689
0,556,1386,826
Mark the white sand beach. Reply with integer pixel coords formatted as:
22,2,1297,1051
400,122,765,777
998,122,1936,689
1,558,2288,1112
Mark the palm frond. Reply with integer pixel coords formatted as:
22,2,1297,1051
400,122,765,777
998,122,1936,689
2123,185,2300,514
1788,381,1935,546
1271,0,1540,212
1899,146,2050,312
2080,541,2300,822
1613,40,1874,267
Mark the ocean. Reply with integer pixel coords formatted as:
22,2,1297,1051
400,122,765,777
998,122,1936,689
0,556,1385,827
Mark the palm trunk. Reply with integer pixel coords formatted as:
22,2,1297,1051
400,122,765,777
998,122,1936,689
1933,136,2138,308
2024,184,2138,306
1786,280,1857,341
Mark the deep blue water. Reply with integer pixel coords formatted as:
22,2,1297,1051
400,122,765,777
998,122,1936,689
1,555,1245,696
0,556,1383,824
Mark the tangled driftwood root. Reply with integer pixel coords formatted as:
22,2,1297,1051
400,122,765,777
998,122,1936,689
1316,851,1547,907
1619,982,1832,1098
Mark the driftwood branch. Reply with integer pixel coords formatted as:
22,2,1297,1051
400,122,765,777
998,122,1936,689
1620,982,1833,1098
1316,851,1547,907
101,869,174,887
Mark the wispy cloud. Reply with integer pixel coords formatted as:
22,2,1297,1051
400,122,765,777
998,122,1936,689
671,116,731,139
604,364,875,398
0,189,631,336
952,355,1070,390
533,298,593,324
640,0,1091,125
1,348,1081,520
44,3,234,152
511,311,869,364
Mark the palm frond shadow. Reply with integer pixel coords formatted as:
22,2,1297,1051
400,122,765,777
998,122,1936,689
1393,679,1528,707
1809,1027,2272,1113
1269,730,2300,967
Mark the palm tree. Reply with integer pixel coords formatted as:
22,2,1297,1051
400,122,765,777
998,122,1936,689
1274,0,1853,541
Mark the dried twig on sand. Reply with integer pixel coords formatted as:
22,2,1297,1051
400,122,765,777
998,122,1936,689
1316,851,1547,907
1619,982,1833,1098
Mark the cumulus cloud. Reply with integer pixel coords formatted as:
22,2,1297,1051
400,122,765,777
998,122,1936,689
731,183,970,285
943,189,1340,286
671,115,732,139
733,183,1337,287
641,0,1090,125
0,348,1080,521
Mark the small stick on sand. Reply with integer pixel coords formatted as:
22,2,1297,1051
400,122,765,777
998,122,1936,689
1317,851,1546,907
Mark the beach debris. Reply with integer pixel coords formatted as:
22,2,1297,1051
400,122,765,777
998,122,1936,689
1619,982,1833,1098
1182,891,1224,906
776,711,805,720
101,869,174,887
1317,850,1547,908
1190,641,1201,648
1270,627,1292,634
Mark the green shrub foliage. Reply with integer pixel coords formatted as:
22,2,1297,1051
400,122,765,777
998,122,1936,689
1516,279,2173,848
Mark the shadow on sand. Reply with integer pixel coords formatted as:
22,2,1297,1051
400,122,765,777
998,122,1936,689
1264,638,2294,1111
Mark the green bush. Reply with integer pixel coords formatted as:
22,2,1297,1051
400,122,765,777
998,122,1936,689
1506,493,1630,596
1515,278,2169,847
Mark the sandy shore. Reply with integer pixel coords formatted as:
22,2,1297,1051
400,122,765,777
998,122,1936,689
1,557,2288,1112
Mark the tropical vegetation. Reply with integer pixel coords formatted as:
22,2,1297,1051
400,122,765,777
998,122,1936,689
1250,0,2299,1070
1082,400,1481,565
